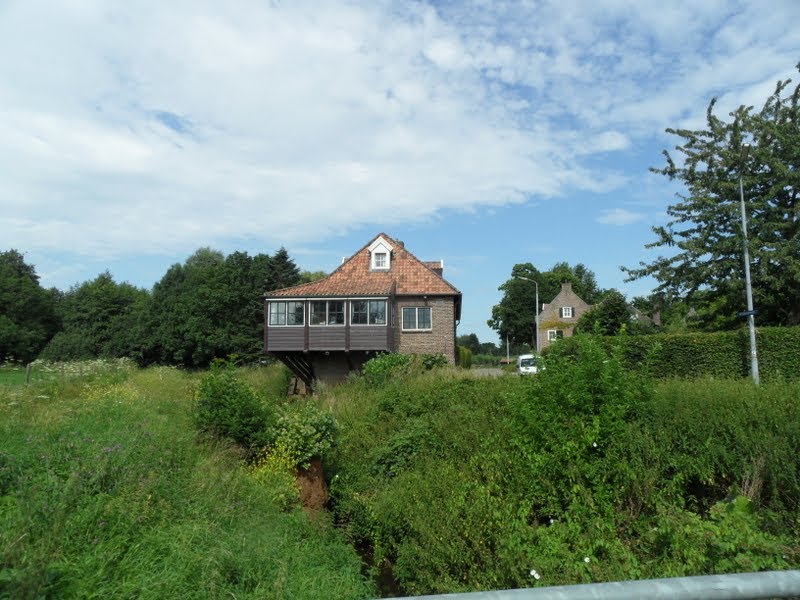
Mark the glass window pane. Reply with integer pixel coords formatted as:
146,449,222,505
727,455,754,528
351,301,368,325
402,307,415,330
310,301,326,325
328,301,345,325
418,307,431,330
287,301,304,325
369,300,386,325
269,302,286,326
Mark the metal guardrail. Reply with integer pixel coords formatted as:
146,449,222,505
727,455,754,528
388,570,800,600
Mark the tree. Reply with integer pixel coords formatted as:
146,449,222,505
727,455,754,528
488,262,604,346
0,250,60,362
575,289,632,336
624,66,800,328
265,247,301,291
456,333,481,355
40,271,149,361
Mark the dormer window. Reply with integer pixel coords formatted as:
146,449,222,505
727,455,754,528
368,236,393,271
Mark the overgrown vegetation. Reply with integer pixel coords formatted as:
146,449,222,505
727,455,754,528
0,363,372,599
323,339,800,596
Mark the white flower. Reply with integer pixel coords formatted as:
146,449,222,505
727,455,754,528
529,569,540,580
592,442,598,448
584,557,590,563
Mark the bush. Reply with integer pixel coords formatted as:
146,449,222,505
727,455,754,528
362,353,413,385
194,359,277,452
457,346,473,369
421,353,448,370
274,403,338,469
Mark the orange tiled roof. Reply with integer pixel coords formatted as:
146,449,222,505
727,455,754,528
266,234,460,298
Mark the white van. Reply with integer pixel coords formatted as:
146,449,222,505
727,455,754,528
517,354,540,375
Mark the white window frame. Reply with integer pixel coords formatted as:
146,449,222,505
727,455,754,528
350,299,388,326
309,299,346,327
547,329,564,341
269,300,305,327
402,306,432,332
369,236,393,270
561,306,573,318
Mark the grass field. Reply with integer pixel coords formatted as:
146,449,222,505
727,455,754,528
0,363,373,599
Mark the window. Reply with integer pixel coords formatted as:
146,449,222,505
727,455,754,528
310,300,345,326
369,236,393,270
402,307,432,331
374,252,387,268
269,301,304,326
561,306,574,318
547,329,564,341
351,300,387,325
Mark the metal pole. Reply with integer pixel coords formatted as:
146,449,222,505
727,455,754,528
534,281,539,355
739,145,759,385
389,570,800,600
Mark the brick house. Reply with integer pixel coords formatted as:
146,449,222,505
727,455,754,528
537,281,592,351
264,234,461,387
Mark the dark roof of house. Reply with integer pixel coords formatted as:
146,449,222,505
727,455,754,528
265,233,461,302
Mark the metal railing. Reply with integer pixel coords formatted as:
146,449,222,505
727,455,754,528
388,570,800,600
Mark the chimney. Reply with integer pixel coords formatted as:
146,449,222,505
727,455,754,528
561,281,572,292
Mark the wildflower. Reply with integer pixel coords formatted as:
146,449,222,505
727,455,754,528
529,569,541,580
592,442,597,448
584,557,590,563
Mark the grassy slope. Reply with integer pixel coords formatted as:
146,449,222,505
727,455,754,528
0,365,372,599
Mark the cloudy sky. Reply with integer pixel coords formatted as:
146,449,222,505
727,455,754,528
2,0,798,343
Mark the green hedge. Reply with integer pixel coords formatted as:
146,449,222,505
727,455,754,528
551,326,800,380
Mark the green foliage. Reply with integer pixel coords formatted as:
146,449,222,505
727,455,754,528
563,326,800,380
0,250,60,363
324,337,799,595
194,359,277,452
0,364,373,599
362,353,413,385
274,403,338,469
39,272,149,362
624,66,800,327
421,353,448,370
457,346,473,369
575,289,633,336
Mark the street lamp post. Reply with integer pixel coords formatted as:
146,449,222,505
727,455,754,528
516,276,540,354
739,143,760,385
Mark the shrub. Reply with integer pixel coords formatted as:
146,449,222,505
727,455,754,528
274,403,338,469
457,346,473,369
194,359,276,452
421,353,448,370
362,353,413,385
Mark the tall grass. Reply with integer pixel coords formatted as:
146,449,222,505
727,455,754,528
0,364,372,599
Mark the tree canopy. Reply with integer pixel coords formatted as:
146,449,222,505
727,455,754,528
624,66,800,328
0,250,60,362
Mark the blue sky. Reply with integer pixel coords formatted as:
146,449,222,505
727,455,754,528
2,1,798,344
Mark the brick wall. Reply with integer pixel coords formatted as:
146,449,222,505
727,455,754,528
394,296,457,364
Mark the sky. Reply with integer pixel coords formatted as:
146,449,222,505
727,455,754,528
2,1,799,344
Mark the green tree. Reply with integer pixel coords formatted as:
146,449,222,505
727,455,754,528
40,271,149,361
265,247,301,291
624,66,800,328
0,250,60,362
488,262,603,346
456,333,481,355
575,289,632,336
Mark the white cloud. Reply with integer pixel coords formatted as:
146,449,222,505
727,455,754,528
597,208,646,226
1,0,798,270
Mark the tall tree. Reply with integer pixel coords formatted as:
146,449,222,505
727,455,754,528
624,66,800,328
0,250,60,362
40,272,149,361
265,247,301,291
488,262,603,346
574,289,633,336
